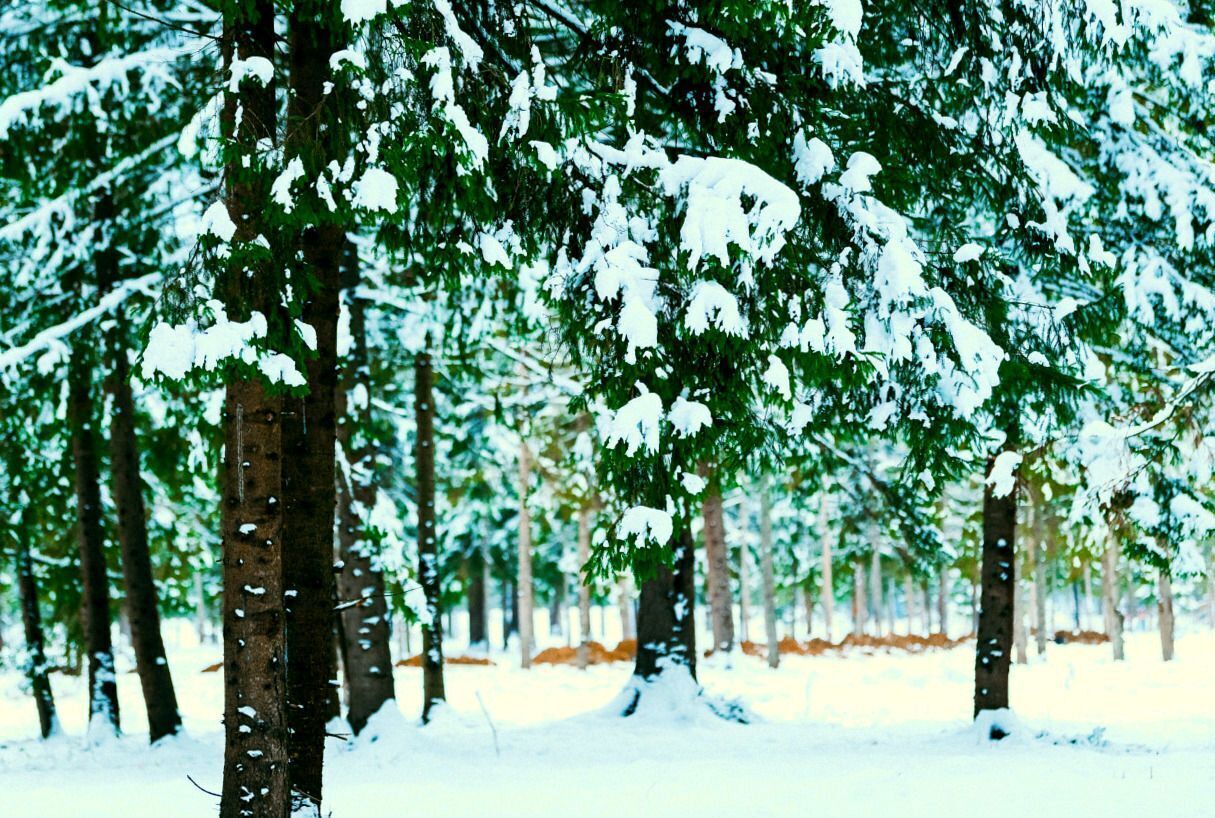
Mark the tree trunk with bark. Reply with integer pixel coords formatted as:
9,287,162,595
630,529,697,686
280,7,346,808
106,319,181,742
869,535,883,636
701,474,735,654
416,347,445,720
218,5,290,813
466,550,488,650
68,341,120,739
974,454,1018,728
517,441,535,667
759,482,779,668
738,541,751,643
16,508,58,738
937,567,949,636
1108,539,1122,661
852,560,866,636
904,573,918,636
1158,567,1175,662
576,508,592,669
618,577,636,641
819,494,834,642
1032,503,1048,656
335,256,395,735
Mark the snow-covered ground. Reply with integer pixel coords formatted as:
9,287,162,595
2,626,1212,817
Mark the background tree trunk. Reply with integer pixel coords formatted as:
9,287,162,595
416,347,445,720
974,454,1018,727
759,482,779,668
68,340,120,739
517,440,534,668
466,550,488,650
631,529,697,687
904,573,918,636
1013,556,1028,665
1158,567,1175,662
869,535,883,636
618,577,636,642
738,541,751,643
335,259,395,735
852,560,866,636
576,508,592,669
819,494,834,642
106,318,181,742
1032,498,1048,657
1098,534,1122,661
937,567,949,636
701,475,735,654
16,509,58,739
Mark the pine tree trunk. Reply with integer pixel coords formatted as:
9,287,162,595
16,509,58,738
904,573,917,636
819,495,834,642
517,440,534,668
1158,567,1175,662
759,482,779,668
630,529,697,686
618,577,636,641
869,535,883,636
1029,490,1048,656
701,475,735,654
280,8,345,808
334,259,395,736
68,340,120,739
1013,555,1028,665
974,453,1018,726
576,508,592,669
937,567,949,636
921,582,932,635
218,5,290,812
467,550,488,650
105,319,181,742
416,348,445,720
738,541,751,643
802,585,814,640
852,560,866,636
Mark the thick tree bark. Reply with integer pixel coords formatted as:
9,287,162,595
576,508,592,669
280,7,345,808
759,483,779,668
819,495,834,642
106,320,181,742
68,341,120,739
974,454,1018,726
631,529,697,685
1158,567,1175,662
517,440,534,668
218,3,290,814
335,263,395,736
416,348,446,720
701,474,735,654
466,550,489,650
16,510,58,739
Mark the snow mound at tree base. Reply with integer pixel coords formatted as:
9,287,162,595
605,660,752,724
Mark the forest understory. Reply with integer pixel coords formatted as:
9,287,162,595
3,624,1213,818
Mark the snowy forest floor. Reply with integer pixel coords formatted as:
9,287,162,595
2,629,1213,817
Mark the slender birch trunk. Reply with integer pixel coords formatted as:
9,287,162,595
759,482,778,668
517,440,534,668
819,494,835,642
576,508,592,669
1158,567,1175,662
